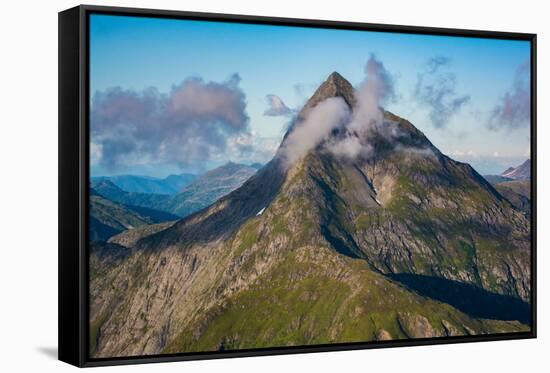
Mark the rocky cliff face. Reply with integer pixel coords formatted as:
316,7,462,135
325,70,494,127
89,72,531,358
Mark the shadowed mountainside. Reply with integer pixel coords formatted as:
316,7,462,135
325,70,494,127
89,189,178,241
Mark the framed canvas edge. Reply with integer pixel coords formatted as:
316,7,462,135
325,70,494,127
58,4,537,368
59,5,86,367
80,3,536,40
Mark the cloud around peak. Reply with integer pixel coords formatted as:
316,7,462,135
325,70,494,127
279,54,405,167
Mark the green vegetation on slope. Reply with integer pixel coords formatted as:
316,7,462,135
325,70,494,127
89,73,531,358
163,246,527,353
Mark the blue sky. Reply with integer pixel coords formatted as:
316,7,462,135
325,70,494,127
89,14,531,177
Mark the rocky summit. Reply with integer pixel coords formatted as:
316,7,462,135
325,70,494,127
89,72,531,358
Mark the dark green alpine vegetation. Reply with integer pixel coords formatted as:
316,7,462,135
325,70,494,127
90,72,531,358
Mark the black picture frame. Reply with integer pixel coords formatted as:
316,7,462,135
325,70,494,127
58,4,537,368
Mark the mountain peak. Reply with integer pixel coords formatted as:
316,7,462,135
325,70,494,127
305,71,356,110
501,159,531,180
326,71,347,84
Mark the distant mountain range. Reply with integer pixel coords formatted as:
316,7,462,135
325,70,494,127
91,162,259,219
482,159,531,215
493,180,531,215
501,159,530,180
91,173,196,195
483,174,513,184
89,188,178,241
90,179,171,212
484,159,530,184
164,162,259,216
90,72,531,357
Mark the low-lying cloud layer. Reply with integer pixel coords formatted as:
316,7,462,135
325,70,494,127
91,74,250,171
488,60,530,130
414,56,470,128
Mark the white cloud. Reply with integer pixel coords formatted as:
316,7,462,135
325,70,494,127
414,56,470,128
264,94,295,116
280,97,351,167
90,74,250,172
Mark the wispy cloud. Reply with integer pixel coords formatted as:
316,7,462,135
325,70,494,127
280,97,351,166
488,60,530,130
263,94,295,116
222,132,281,165
90,74,250,171
414,56,470,128
445,149,528,175
326,54,398,160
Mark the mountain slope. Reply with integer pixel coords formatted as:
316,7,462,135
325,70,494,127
90,72,531,358
89,189,178,241
483,175,513,184
92,163,258,219
91,179,173,213
163,173,197,192
92,173,196,194
494,180,531,215
501,159,530,180
164,162,259,217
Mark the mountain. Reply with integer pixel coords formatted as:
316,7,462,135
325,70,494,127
89,189,179,241
483,174,513,184
92,173,196,195
493,180,531,215
91,179,173,213
484,161,531,215
90,73,531,358
92,163,257,219
163,173,197,191
107,221,177,248
249,162,264,170
164,162,259,217
501,159,530,180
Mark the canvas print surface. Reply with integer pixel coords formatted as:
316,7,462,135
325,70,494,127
88,14,532,358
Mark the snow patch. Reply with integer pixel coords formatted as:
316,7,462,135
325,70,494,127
373,186,381,205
